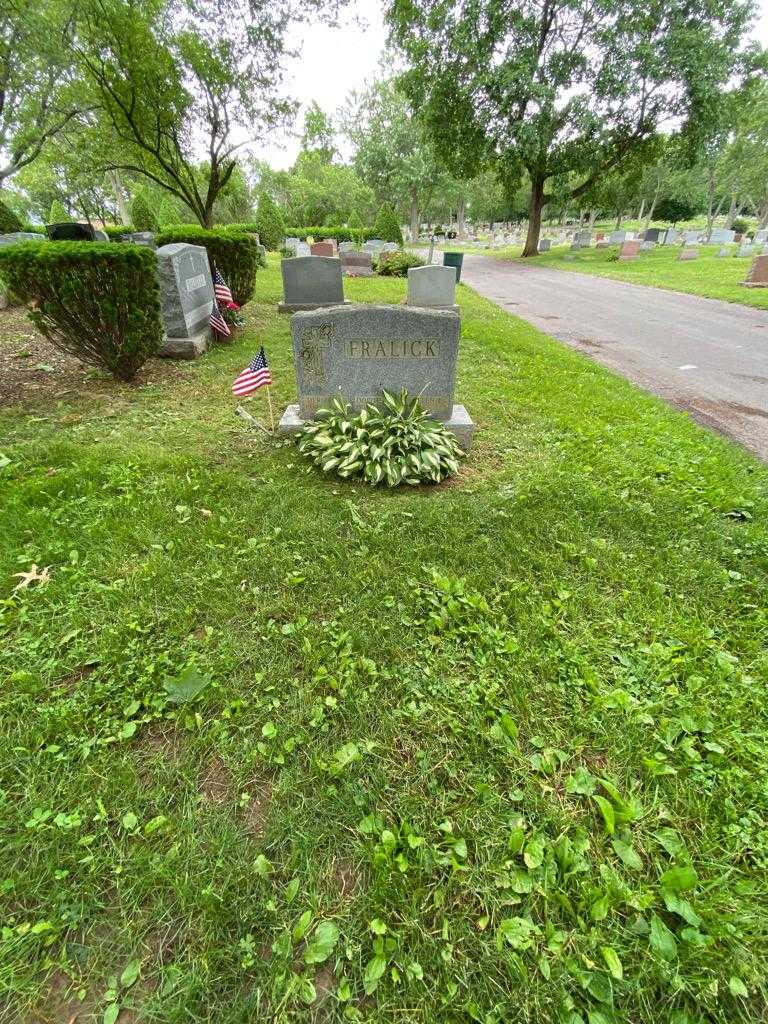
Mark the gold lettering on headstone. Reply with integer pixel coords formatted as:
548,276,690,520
347,339,438,359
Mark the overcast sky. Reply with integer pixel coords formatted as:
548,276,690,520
257,0,768,171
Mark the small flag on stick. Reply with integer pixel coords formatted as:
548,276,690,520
210,301,231,337
213,265,239,309
232,345,272,397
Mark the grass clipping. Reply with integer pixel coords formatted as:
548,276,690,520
297,389,463,486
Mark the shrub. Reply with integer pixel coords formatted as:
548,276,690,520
732,217,749,235
372,204,403,245
48,200,70,223
375,251,424,277
22,224,46,234
0,198,23,233
130,190,159,232
155,226,259,306
297,390,463,487
655,196,696,225
102,224,136,240
254,192,286,251
0,242,163,381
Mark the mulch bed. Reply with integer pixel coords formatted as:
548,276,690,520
0,306,184,408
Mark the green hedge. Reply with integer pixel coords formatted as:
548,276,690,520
102,224,136,239
0,198,23,233
22,224,47,235
155,226,258,306
0,242,163,381
285,226,378,242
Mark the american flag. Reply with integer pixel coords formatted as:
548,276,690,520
232,346,272,397
213,265,239,309
210,301,231,337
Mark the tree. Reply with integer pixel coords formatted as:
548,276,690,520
300,102,336,164
386,0,755,256
655,196,696,224
342,79,452,240
255,192,286,250
372,203,403,244
73,0,344,227
0,1,86,185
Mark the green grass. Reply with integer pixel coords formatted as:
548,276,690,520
489,242,768,310
2,259,768,1023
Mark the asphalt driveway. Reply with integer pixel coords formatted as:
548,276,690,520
460,254,768,460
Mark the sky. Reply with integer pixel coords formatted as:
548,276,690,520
258,0,768,172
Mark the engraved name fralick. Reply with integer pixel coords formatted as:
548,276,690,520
348,339,438,359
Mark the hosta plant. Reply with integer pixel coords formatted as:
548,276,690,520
297,390,464,487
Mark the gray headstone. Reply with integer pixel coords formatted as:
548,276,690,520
639,240,656,251
406,265,458,311
93,229,109,241
156,243,214,339
708,228,735,245
0,231,44,246
663,229,680,245
380,242,399,253
538,239,553,252
289,304,460,420
736,244,754,258
285,237,300,254
643,228,663,242
338,241,356,253
295,241,311,257
608,230,629,244
279,255,347,313
716,247,730,257
340,251,373,277
683,230,700,243
124,231,156,248
362,239,386,254
754,229,767,244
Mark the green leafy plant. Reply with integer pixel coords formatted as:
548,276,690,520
297,390,463,487
375,251,424,277
48,199,70,224
155,226,258,305
0,241,163,380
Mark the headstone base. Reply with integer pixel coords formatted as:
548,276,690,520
406,301,460,313
278,299,351,314
158,326,211,359
278,402,476,452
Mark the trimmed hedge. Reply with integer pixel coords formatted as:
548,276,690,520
285,226,378,242
155,226,258,306
0,198,23,233
372,204,404,245
0,242,163,380
102,224,136,239
253,193,286,251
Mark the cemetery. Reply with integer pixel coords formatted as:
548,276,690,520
1,0,768,1022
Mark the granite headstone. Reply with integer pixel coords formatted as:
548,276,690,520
340,251,373,277
744,254,768,287
618,240,641,261
156,242,214,358
678,247,699,261
278,304,474,449
406,265,458,312
279,255,348,313
310,241,335,257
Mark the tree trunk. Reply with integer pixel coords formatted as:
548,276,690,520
723,196,740,229
615,208,624,228
637,198,645,224
409,189,419,242
108,171,132,225
522,177,546,257
644,182,661,232
456,195,466,238
587,208,597,229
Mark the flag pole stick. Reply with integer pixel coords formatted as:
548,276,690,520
265,386,276,433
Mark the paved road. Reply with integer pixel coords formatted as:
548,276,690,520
460,254,768,460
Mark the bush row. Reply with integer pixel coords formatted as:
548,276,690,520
156,226,259,306
0,242,163,381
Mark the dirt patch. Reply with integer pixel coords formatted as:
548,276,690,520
199,756,232,804
55,663,99,693
242,781,272,839
330,857,361,904
313,965,336,1003
726,401,768,421
22,967,96,1024
141,721,183,760
575,337,602,349
146,921,183,966
0,307,184,409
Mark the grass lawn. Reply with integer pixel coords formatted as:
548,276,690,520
2,258,768,1023
489,243,768,310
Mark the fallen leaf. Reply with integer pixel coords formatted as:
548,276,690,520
12,564,52,593
199,508,213,517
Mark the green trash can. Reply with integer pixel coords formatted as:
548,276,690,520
443,250,464,282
